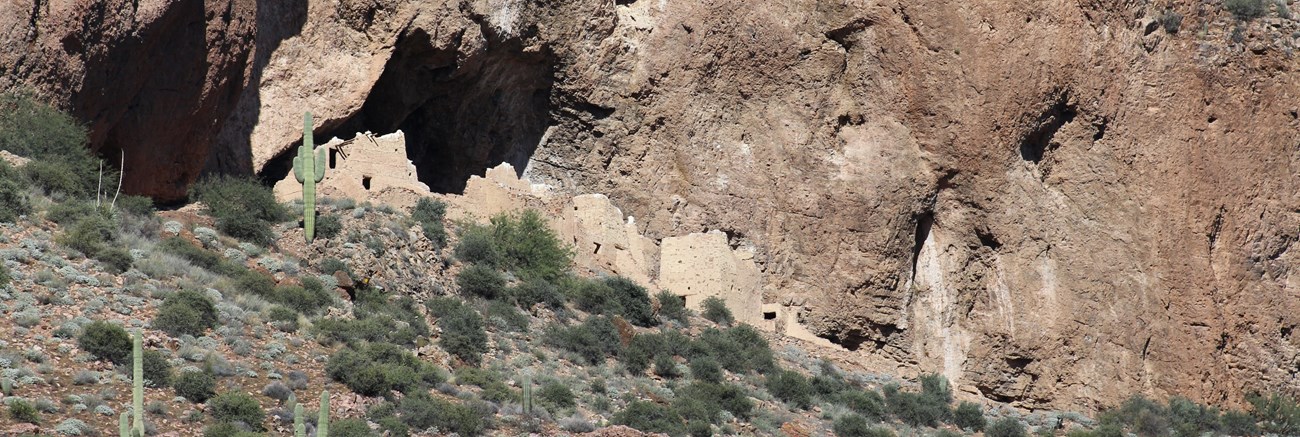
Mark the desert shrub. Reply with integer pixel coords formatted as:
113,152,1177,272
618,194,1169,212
315,213,343,240
884,382,949,428
545,316,623,365
191,176,289,245
46,199,100,225
1168,396,1221,437
319,290,430,347
268,283,333,316
260,382,292,403
572,277,619,314
0,162,29,223
267,306,299,332
207,391,265,431
838,390,887,421
0,91,99,198
954,401,986,431
654,353,681,378
490,209,572,281
232,268,276,296
1226,0,1267,19
454,367,517,403
687,325,775,374
332,418,375,436
433,299,488,366
78,320,131,364
624,332,670,375
605,276,656,327
485,300,530,332
539,380,577,411
656,290,688,325
811,361,851,398
690,356,723,384
701,296,733,326
509,278,566,310
675,381,754,423
116,195,155,216
397,391,486,436
0,263,9,289
8,398,39,424
986,417,1027,437
457,264,506,300
154,289,218,337
319,257,350,276
834,413,894,437
411,198,448,248
1220,410,1260,436
1098,394,1169,437
158,237,229,272
616,401,685,436
95,246,133,273
58,213,114,257
1248,392,1300,435
455,225,500,267
766,369,814,409
131,349,173,388
326,342,443,397
174,370,216,403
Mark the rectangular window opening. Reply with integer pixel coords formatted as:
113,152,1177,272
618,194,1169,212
362,176,372,190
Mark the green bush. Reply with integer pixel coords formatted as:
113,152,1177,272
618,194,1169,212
8,398,39,424
687,325,775,374
0,162,29,223
766,369,814,409
95,246,133,273
131,349,174,388
158,237,229,273
332,418,376,436
689,356,723,384
1168,396,1221,437
539,380,577,411
191,176,289,245
833,413,893,437
674,381,754,423
411,198,448,248
572,277,619,314
545,316,623,365
1220,410,1259,436
46,199,100,225
319,257,351,276
656,290,688,325
58,213,114,257
116,195,155,216
615,400,685,436
986,417,1027,437
154,289,218,337
624,332,670,375
397,391,486,436
1226,0,1267,19
485,300,530,332
434,299,488,366
327,342,443,397
1098,395,1169,437
454,367,517,404
455,225,499,266
489,210,572,281
508,278,566,310
207,391,265,430
267,282,333,316
605,276,656,327
884,383,949,428
654,353,681,378
316,213,343,240
0,91,97,195
1249,392,1300,435
78,320,131,364
701,296,733,326
174,370,216,403
954,401,986,431
457,264,506,300
838,390,887,421
0,263,9,289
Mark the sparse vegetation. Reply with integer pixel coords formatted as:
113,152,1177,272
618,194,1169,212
154,289,218,337
191,176,290,245
78,320,132,364
173,370,216,403
436,298,489,366
986,417,1027,437
327,342,444,397
207,391,266,431
411,198,448,248
702,296,734,326
1226,0,1268,19
316,213,343,240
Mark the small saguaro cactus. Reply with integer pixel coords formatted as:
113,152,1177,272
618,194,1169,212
121,329,143,437
522,374,534,416
318,390,331,437
293,111,327,242
294,402,305,437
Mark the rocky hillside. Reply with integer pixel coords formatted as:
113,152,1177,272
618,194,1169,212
1,0,1299,414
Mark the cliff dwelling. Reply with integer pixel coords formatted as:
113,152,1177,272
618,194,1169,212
272,130,428,201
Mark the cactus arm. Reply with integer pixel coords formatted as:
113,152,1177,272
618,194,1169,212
318,390,330,437
314,147,327,183
119,412,129,437
293,155,304,183
132,330,143,436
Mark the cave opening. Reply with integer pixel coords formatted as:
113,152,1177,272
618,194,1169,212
1019,92,1077,163
267,28,556,194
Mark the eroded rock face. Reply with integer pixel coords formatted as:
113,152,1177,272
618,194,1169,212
0,0,258,200
6,0,1299,411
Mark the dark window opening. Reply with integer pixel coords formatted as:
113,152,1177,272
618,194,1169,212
362,176,372,190
329,148,337,169
763,311,777,320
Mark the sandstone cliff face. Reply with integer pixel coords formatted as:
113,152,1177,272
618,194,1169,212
4,0,1299,411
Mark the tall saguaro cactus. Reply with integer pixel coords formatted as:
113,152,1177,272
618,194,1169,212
121,330,143,437
318,390,331,437
293,403,305,437
293,111,327,242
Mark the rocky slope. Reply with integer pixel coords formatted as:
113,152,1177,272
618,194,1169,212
2,0,1299,412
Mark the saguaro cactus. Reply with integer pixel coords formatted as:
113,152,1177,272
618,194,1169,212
293,403,305,437
318,390,330,437
293,111,327,242
522,374,534,416
121,330,143,437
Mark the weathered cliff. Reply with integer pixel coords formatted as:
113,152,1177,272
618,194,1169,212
3,0,1298,411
